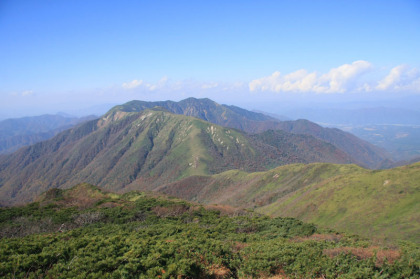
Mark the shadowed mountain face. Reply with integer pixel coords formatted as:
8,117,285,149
108,98,392,168
0,108,355,206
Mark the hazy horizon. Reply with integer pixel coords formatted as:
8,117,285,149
1,0,420,119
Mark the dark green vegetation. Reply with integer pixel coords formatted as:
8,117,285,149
0,107,355,206
110,98,392,168
159,162,420,244
0,114,96,154
1,184,418,278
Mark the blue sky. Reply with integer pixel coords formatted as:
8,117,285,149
1,0,420,117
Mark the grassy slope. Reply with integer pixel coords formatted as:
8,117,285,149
260,162,420,243
159,162,420,243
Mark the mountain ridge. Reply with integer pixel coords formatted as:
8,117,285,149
0,108,354,205
108,98,392,168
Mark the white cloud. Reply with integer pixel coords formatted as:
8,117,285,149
119,63,419,99
201,82,219,89
158,76,168,85
21,90,34,96
250,60,374,94
376,65,420,92
145,84,157,91
122,79,143,89
319,60,372,93
122,76,170,92
120,77,246,95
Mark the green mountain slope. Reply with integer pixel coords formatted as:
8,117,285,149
1,184,418,278
158,162,420,243
260,162,420,243
0,108,354,205
109,98,392,168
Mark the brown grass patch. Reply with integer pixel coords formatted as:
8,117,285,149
323,246,400,266
267,268,290,279
376,249,401,266
208,264,232,279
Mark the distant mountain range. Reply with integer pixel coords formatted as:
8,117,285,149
0,114,96,154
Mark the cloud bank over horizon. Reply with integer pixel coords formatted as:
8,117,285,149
3,61,420,119
249,61,420,94
120,77,245,96
118,62,420,97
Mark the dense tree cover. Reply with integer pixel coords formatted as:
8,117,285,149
0,186,418,278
